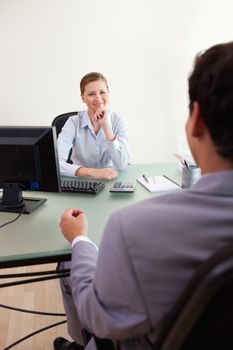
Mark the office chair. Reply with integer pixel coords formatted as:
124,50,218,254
52,111,78,163
52,111,78,137
155,243,233,350
83,244,233,350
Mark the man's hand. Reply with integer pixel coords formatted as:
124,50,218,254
60,208,88,243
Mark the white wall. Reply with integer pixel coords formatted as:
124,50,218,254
0,0,233,164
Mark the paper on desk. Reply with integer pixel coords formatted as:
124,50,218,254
137,175,180,192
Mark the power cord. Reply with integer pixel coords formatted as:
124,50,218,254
3,319,67,350
0,205,25,228
0,268,70,349
0,303,65,317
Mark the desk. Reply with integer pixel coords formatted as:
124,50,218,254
0,162,180,268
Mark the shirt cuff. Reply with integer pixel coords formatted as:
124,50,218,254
60,163,80,177
107,137,120,149
72,236,99,251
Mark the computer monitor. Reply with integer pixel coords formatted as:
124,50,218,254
0,126,61,214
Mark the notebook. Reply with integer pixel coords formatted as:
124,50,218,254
137,175,180,193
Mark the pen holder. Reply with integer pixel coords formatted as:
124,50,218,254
181,165,201,189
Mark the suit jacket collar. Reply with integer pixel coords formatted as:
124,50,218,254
191,170,233,196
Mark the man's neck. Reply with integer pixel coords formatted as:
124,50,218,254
200,153,233,175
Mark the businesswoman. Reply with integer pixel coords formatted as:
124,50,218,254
57,72,130,180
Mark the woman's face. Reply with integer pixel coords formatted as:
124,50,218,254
81,79,109,114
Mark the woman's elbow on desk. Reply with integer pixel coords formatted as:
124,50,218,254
115,161,130,171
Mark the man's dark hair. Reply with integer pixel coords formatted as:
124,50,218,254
189,42,233,160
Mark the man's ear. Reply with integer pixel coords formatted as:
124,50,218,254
190,101,206,138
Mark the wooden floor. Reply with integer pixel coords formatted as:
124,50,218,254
0,264,72,350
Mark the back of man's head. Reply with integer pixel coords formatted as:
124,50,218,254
189,42,233,160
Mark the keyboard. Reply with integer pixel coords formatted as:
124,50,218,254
61,180,105,195
109,181,135,193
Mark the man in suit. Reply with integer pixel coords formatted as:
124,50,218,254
53,42,233,350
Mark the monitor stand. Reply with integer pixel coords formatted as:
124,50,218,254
0,197,47,214
0,183,47,214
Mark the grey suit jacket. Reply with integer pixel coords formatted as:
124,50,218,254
70,170,233,349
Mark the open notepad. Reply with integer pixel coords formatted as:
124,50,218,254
137,175,180,193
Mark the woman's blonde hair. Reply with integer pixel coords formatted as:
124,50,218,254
80,72,109,95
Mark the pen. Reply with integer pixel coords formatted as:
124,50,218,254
142,174,149,183
163,175,180,187
183,159,189,169
174,153,189,169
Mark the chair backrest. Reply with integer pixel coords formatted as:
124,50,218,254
155,244,233,350
52,112,78,137
90,244,233,350
52,112,78,164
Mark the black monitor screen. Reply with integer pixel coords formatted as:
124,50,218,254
0,126,61,214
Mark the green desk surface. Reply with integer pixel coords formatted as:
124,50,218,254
0,162,181,268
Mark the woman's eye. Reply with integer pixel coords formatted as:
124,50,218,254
100,91,106,95
88,93,95,97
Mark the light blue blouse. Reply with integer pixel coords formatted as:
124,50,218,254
57,110,130,176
